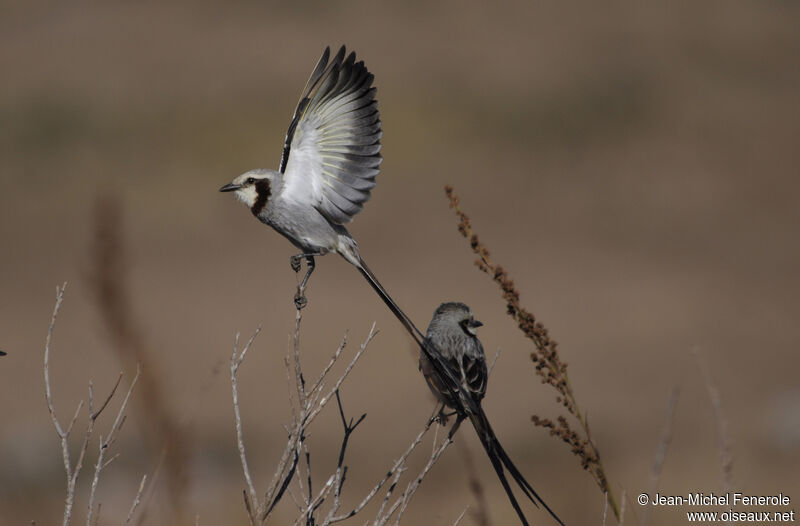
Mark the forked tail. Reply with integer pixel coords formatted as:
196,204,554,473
469,409,566,526
354,257,564,526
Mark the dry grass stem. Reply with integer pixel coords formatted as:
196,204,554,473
125,474,148,525
487,347,501,376
642,387,679,526
693,348,734,493
383,432,454,526
452,507,470,526
87,366,142,526
445,185,619,519
329,419,435,523
231,308,378,524
230,327,263,522
43,284,145,526
231,304,461,525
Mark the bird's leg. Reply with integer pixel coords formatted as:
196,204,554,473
289,254,304,273
446,414,466,441
293,255,316,310
439,409,458,425
428,402,445,426
427,402,458,427
289,252,320,273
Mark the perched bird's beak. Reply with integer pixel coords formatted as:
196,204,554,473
469,319,483,328
219,182,241,192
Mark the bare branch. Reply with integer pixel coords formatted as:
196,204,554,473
260,414,302,519
309,333,349,402
693,347,733,493
124,474,148,525
230,328,262,521
44,284,145,526
43,283,82,526
65,401,84,437
292,309,308,411
320,391,366,524
306,323,377,426
231,311,455,526
385,433,454,526
242,490,255,526
87,366,141,526
329,419,436,523
93,372,124,419
452,507,470,526
292,475,336,526
487,347,501,376
285,353,297,424
643,387,679,526
44,283,68,439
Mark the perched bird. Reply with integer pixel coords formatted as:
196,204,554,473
220,48,557,524
218,47,463,438
220,46,416,327
421,302,565,526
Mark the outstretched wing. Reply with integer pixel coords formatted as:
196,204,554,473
278,45,382,225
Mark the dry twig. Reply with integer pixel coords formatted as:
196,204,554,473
643,387,679,526
43,283,146,526
445,185,618,519
231,303,461,525
693,348,733,493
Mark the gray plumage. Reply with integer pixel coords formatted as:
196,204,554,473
420,302,487,410
221,46,381,267
421,302,565,526
220,46,422,339
278,45,382,224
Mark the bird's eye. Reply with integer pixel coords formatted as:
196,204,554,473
246,177,256,185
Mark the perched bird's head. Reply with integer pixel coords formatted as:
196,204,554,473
219,169,275,211
430,302,483,336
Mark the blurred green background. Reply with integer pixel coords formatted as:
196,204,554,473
1,1,799,524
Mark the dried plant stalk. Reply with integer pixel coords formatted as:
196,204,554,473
231,304,458,525
43,284,146,526
445,185,620,519
693,348,734,494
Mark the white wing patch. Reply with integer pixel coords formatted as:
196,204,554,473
279,46,382,225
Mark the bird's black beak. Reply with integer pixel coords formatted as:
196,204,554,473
469,319,483,328
219,182,241,192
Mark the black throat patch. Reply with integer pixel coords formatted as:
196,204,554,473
250,179,271,216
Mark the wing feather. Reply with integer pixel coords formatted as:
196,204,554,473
279,46,382,224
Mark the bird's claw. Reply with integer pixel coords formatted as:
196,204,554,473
294,291,308,310
290,255,303,273
432,410,451,426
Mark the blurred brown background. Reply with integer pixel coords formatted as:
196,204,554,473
1,1,799,524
